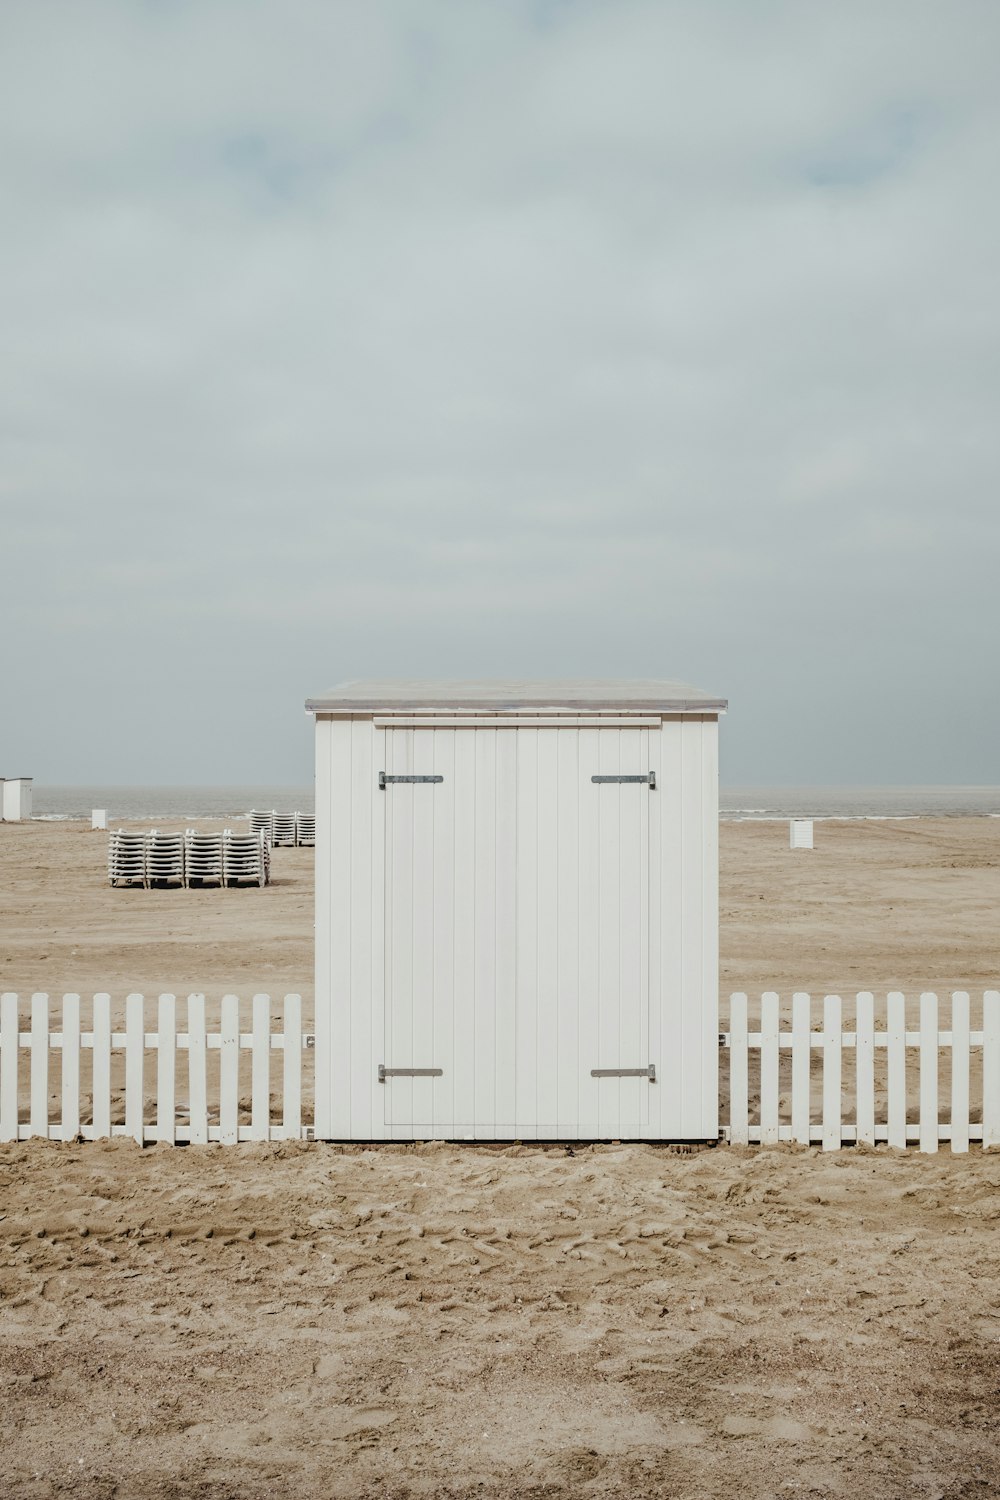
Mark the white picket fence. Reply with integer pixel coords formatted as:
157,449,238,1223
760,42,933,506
722,991,1000,1152
2,990,998,1150
0,993,313,1144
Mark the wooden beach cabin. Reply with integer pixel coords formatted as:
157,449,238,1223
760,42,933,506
306,680,727,1141
1,777,32,822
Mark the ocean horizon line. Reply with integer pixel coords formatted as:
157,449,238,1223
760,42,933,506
17,782,1000,823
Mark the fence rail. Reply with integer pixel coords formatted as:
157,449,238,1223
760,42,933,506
2,991,998,1151
723,991,1000,1152
0,993,313,1144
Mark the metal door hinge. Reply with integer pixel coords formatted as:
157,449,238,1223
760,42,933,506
591,1064,656,1082
592,772,656,788
379,773,444,789
378,1065,444,1082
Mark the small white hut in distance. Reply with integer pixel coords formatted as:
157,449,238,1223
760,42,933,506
2,778,32,821
306,679,727,1142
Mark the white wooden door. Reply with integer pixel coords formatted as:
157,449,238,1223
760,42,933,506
381,725,653,1137
515,727,652,1135
381,727,517,1132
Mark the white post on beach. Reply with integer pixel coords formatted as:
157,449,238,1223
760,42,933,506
790,819,813,849
91,809,107,830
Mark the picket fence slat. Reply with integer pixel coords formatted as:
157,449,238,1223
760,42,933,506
791,992,810,1144
855,992,875,1146
985,992,1000,1150
219,995,240,1146
62,994,81,1140
951,992,970,1155
188,994,208,1144
93,995,112,1138
284,993,302,1140
887,992,907,1149
919,993,939,1154
1,994,17,1142
251,994,269,1142
157,995,176,1145
822,996,842,1152
125,994,144,1145
30,995,48,1138
729,993,749,1146
760,992,779,1144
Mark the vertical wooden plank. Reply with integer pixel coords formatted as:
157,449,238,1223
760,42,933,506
125,993,145,1145
29,994,49,1139
576,729,601,1133
557,727,581,1136
283,993,302,1139
92,993,112,1139
645,721,663,1140
313,715,334,1138
698,718,720,1141
431,729,456,1133
0,994,18,1142
951,991,970,1155
983,991,1000,1151
679,720,706,1139
886,991,907,1149
219,994,240,1145
411,730,438,1128
616,728,647,1132
760,991,780,1144
187,994,208,1144
474,730,497,1133
452,730,477,1129
156,994,176,1145
918,992,939,1154
251,993,270,1141
596,729,622,1138
657,723,684,1139
855,992,875,1146
494,728,518,1135
822,995,842,1152
61,994,81,1141
535,729,560,1131
515,728,539,1131
791,992,811,1145
369,724,386,1141
384,727,413,1128
349,719,375,1140
327,716,353,1137
728,994,749,1145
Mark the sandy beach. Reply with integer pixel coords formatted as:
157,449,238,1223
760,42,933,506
3,815,999,1007
1,816,999,1497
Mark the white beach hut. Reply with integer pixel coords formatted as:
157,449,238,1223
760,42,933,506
2,778,32,822
306,679,727,1142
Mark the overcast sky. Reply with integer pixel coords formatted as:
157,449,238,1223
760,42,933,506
2,1,998,786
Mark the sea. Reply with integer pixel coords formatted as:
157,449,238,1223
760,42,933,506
27,784,1000,822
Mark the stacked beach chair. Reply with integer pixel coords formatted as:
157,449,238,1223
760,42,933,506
249,809,314,847
222,828,270,887
272,812,297,847
249,809,275,843
107,829,147,887
184,829,224,887
107,828,271,888
146,829,185,887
